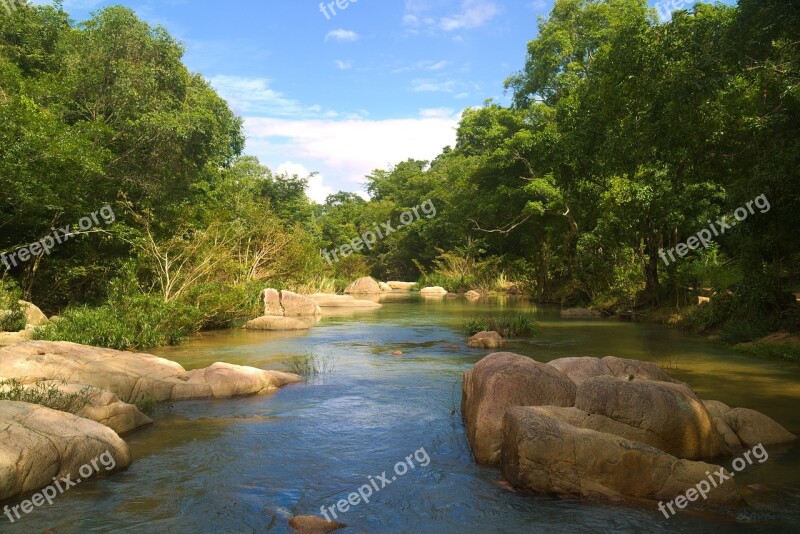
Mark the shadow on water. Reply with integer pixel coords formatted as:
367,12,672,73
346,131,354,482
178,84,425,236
6,295,800,533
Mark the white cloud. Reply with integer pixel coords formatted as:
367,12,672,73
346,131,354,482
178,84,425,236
441,0,500,31
325,29,359,42
411,78,456,93
244,114,459,195
402,0,500,34
419,107,457,119
334,59,353,70
276,162,334,204
208,75,324,118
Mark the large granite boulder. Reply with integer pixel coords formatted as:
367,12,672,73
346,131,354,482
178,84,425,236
549,356,676,386
344,277,382,295
501,406,743,505
574,376,727,459
281,291,322,317
706,403,797,449
461,352,576,465
0,401,132,502
20,300,49,326
0,341,302,404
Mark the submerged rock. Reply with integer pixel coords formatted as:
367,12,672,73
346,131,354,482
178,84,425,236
288,515,346,533
387,281,415,290
467,331,504,349
308,294,382,308
419,286,448,296
0,400,131,502
560,308,603,318
246,316,317,331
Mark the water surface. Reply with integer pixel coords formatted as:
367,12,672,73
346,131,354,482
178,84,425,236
5,296,800,533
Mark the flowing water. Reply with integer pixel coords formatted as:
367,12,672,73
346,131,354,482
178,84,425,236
5,295,800,533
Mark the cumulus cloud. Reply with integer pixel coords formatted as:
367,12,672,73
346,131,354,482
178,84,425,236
276,162,334,204
325,29,359,42
244,113,459,194
411,79,457,93
402,0,500,33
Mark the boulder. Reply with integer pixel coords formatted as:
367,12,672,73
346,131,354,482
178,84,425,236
19,300,49,326
461,352,576,465
501,406,743,505
379,281,393,292
465,290,482,299
0,329,32,347
721,408,797,448
246,316,316,330
507,285,523,295
280,291,322,317
420,286,448,296
575,376,727,459
560,308,603,318
467,331,504,349
703,400,733,420
387,281,416,290
288,516,346,533
549,356,675,386
0,401,131,502
262,288,283,316
308,294,382,308
344,277,382,295
0,341,302,404
26,381,153,435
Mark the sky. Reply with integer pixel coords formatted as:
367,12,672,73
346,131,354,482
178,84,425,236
37,0,735,202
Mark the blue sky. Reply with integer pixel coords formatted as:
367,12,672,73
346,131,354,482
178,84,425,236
41,0,735,202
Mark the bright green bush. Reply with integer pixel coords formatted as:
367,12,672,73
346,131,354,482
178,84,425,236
33,293,202,350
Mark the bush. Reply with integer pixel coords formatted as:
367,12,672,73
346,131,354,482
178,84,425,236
0,379,97,413
34,292,202,350
463,314,536,337
0,278,26,332
183,280,263,330
734,342,800,363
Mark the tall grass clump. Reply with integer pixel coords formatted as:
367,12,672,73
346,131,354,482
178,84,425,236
0,379,97,413
34,292,202,350
463,314,536,337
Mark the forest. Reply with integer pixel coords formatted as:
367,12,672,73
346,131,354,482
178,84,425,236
1,0,798,354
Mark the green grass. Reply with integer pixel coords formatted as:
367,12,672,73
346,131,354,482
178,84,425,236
282,353,336,378
33,293,202,350
0,379,97,413
463,314,537,337
0,279,26,332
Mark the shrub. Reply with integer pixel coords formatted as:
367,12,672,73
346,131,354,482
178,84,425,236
34,293,202,350
0,278,26,332
734,342,800,363
0,379,97,413
463,314,536,337
132,393,157,415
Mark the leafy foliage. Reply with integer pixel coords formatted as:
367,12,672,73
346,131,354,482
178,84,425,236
463,314,537,337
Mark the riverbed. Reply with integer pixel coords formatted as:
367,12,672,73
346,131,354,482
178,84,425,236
7,295,800,533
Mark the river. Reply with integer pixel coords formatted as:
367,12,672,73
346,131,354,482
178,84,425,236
6,295,800,533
